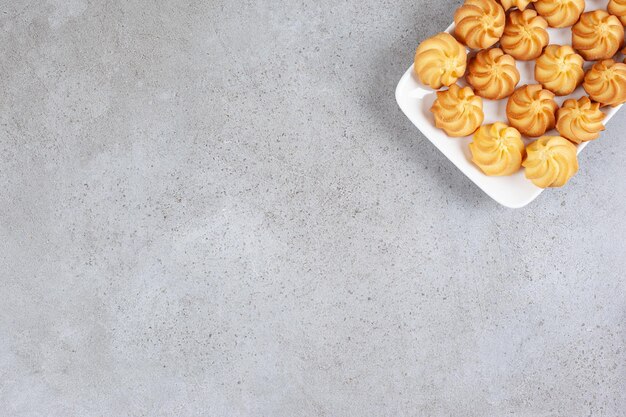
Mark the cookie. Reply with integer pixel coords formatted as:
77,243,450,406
608,0,626,26
414,33,467,89
466,48,520,99
499,0,537,11
454,0,505,49
506,85,558,137
500,10,549,61
523,136,579,188
572,11,623,61
583,59,626,107
556,96,605,144
534,45,584,96
469,122,525,176
431,84,484,137
534,0,584,28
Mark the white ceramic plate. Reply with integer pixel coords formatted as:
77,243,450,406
396,0,622,208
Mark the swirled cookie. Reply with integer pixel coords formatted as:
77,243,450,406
506,85,558,137
414,33,467,89
523,136,579,188
469,122,525,176
454,0,505,49
582,59,626,107
572,11,623,61
430,84,484,136
534,45,584,96
608,0,626,26
500,10,549,61
556,96,605,144
466,48,520,99
499,0,537,11
533,0,584,28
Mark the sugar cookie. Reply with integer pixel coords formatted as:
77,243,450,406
466,48,520,99
454,0,505,49
534,0,584,28
583,59,626,107
431,84,484,137
506,85,558,137
534,45,584,96
523,136,579,188
556,96,605,144
500,10,549,61
414,33,467,89
572,11,623,61
469,122,525,176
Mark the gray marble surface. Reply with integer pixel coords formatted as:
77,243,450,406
1,0,625,416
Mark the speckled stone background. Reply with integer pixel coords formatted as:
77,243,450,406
1,0,625,416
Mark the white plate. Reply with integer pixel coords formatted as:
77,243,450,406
396,0,622,208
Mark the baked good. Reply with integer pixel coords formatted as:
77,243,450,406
499,0,537,11
500,10,549,61
534,45,584,96
454,0,505,49
506,85,558,136
414,33,467,89
556,96,605,144
608,0,626,26
583,59,626,106
533,0,584,28
466,48,520,99
430,84,484,136
572,11,623,61
469,122,525,176
523,136,579,188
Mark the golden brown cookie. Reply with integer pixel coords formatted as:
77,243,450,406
534,45,584,96
500,10,549,61
454,0,505,49
523,136,579,188
608,0,626,26
582,59,626,107
499,0,537,11
572,11,623,61
430,84,484,137
556,97,605,144
414,33,467,89
533,0,584,28
506,85,558,137
466,48,520,99
469,122,525,176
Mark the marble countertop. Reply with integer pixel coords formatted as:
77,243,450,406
1,0,624,415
